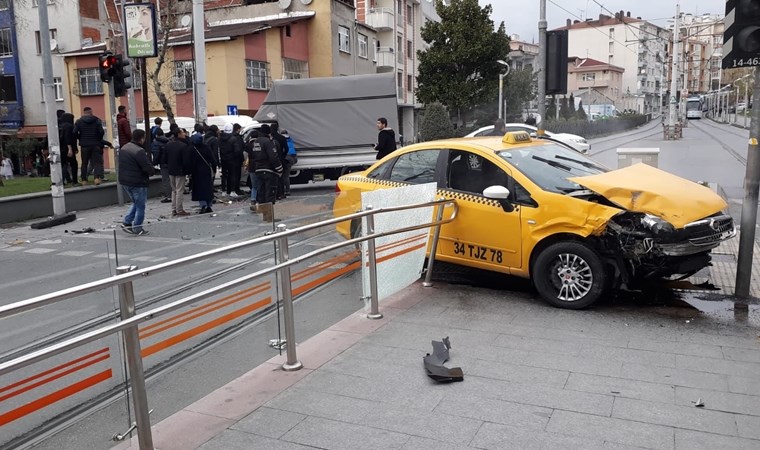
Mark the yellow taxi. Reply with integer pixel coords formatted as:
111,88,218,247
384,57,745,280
334,132,735,309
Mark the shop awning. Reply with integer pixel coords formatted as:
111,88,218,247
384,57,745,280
17,125,48,138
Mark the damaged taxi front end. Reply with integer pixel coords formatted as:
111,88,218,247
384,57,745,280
569,164,736,284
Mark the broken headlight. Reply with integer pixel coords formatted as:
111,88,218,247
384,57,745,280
640,214,675,234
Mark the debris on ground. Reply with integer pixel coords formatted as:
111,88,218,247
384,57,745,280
68,227,96,234
694,398,704,407
423,336,463,383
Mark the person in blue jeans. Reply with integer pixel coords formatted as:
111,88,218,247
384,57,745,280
118,129,155,235
244,129,261,211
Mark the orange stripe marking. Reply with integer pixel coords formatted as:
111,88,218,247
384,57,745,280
0,348,109,396
141,298,271,358
293,261,361,296
0,370,112,427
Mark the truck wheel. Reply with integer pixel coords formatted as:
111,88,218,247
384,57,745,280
533,241,606,309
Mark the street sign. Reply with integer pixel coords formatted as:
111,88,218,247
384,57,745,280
722,0,760,69
227,105,238,115
670,96,677,104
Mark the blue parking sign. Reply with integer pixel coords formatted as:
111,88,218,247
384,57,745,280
227,105,238,115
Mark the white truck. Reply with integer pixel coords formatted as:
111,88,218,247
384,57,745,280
247,73,398,184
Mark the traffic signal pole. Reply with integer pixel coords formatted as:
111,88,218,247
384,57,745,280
536,0,547,133
31,0,75,228
735,69,760,297
668,3,680,139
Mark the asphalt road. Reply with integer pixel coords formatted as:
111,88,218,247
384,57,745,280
2,119,756,448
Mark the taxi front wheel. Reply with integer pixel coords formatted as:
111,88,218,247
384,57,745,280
533,241,607,309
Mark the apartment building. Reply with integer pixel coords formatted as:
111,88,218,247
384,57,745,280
567,57,625,108
15,0,118,138
507,35,538,72
0,0,23,135
670,13,724,94
555,12,670,114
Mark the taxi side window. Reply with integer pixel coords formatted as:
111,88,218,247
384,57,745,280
367,160,393,179
447,151,509,195
388,150,441,184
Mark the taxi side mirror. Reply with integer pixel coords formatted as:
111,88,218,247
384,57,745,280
483,185,514,213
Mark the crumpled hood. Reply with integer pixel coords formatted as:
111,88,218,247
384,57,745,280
568,163,727,228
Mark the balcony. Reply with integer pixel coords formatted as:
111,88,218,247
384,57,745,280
366,8,394,31
376,47,395,70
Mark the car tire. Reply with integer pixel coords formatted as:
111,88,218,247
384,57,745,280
533,241,606,309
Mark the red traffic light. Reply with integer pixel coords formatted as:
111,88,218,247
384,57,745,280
100,55,117,69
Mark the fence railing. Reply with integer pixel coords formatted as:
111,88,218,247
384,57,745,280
0,198,458,449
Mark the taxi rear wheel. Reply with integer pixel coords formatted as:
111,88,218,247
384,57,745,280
533,241,606,309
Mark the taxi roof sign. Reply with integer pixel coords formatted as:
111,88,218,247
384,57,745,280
502,131,532,144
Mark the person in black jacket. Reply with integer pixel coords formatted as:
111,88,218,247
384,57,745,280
204,125,220,193
59,113,78,185
190,133,217,214
374,117,396,160
152,128,171,202
218,123,244,197
163,128,192,216
119,129,154,236
251,124,283,217
73,107,105,185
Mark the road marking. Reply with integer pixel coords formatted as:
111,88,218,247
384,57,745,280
0,247,25,252
130,256,167,262
214,258,250,265
24,248,57,254
37,239,62,245
57,251,94,257
93,253,131,260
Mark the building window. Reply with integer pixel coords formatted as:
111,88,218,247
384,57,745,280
358,33,368,59
32,0,55,5
608,42,613,53
246,60,269,90
609,28,614,39
0,28,12,57
397,0,403,25
0,0,9,10
407,5,413,24
407,74,413,92
283,58,308,79
35,29,57,55
77,68,102,96
397,35,403,60
338,25,350,53
39,77,63,101
372,37,377,62
173,61,194,91
407,39,413,57
397,71,403,98
0,75,16,102
582,73,595,82
284,25,291,38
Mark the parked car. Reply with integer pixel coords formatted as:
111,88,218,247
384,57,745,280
467,123,590,154
334,131,735,309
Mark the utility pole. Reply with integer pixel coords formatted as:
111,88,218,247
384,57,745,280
31,0,75,228
119,2,137,132
537,0,547,133
193,0,207,123
735,69,760,298
105,38,125,206
667,2,680,139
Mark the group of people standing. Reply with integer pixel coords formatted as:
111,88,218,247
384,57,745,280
58,106,114,186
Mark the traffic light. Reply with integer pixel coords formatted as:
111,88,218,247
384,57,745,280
546,30,568,95
98,51,117,83
723,0,760,68
112,54,132,97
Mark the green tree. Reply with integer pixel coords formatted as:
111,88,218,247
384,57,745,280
503,68,537,122
576,100,588,120
559,96,573,120
546,96,557,120
416,0,510,127
419,103,454,141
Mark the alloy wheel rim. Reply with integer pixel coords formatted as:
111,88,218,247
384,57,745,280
551,253,593,301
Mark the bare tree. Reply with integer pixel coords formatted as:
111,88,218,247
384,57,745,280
148,0,184,124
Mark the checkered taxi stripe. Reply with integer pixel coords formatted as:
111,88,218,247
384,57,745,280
341,176,502,209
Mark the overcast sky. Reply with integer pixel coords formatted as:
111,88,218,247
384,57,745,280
479,0,726,42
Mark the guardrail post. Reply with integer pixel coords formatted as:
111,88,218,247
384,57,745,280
423,202,446,287
276,224,303,371
364,205,383,320
115,265,153,450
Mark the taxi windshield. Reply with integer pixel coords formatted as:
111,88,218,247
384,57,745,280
498,143,608,194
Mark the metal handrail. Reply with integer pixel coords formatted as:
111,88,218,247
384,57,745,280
0,198,458,376
0,198,456,319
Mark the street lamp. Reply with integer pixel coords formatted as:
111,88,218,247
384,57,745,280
497,59,510,119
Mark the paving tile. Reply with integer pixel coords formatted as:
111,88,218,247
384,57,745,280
264,388,376,423
621,362,729,391
675,429,760,450
435,392,552,430
358,402,482,445
721,346,760,364
676,354,760,378
674,333,760,351
565,373,676,404
491,333,584,356
456,375,614,416
728,375,760,396
197,429,314,450
465,357,571,388
468,422,600,450
494,323,631,349
231,407,306,439
612,397,737,436
363,320,501,352
142,410,235,450
579,345,676,368
736,415,760,440
675,386,760,416
400,436,471,450
281,416,410,450
546,410,674,450
627,337,724,358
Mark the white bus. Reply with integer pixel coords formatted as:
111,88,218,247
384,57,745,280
685,96,704,119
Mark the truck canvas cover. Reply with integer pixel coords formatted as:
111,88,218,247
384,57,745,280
254,73,398,169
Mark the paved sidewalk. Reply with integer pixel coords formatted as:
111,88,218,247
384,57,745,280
112,261,760,450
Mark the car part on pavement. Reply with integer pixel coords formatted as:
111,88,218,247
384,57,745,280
423,336,463,383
